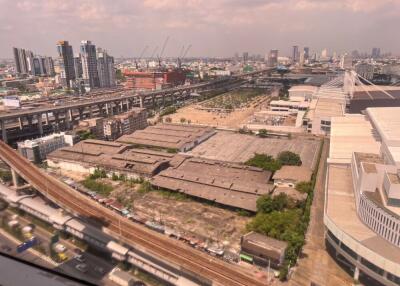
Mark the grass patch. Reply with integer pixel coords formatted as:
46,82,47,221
82,178,113,196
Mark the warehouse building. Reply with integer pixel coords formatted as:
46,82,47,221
151,157,272,211
117,123,216,152
47,139,182,179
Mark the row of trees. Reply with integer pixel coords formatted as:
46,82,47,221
247,184,311,280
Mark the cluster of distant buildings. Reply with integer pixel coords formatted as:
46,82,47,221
11,40,116,93
56,40,116,91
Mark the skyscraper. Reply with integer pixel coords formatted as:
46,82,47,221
292,46,299,63
243,52,249,63
303,47,310,62
73,56,83,79
371,47,381,59
268,50,278,67
96,48,116,88
13,47,29,74
80,40,99,89
43,57,55,76
57,41,75,88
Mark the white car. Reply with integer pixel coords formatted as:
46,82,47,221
75,254,85,263
75,263,88,273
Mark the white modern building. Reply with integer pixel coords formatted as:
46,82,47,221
17,132,78,163
324,107,400,286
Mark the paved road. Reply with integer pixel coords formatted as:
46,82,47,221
288,139,353,286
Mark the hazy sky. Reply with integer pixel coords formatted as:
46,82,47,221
1,0,399,58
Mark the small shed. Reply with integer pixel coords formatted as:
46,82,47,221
272,166,312,188
241,231,288,269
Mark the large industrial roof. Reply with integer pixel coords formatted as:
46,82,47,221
47,139,180,176
117,123,216,151
329,115,381,164
151,157,272,211
367,107,400,146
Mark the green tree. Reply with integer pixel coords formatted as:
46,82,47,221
256,193,289,213
277,151,302,166
180,117,186,123
258,129,268,138
245,153,282,172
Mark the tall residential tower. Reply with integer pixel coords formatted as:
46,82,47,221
57,41,75,88
80,40,99,89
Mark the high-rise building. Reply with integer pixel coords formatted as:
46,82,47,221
292,46,299,63
25,50,35,75
73,56,83,79
13,47,29,74
12,47,53,76
268,50,278,67
340,53,353,69
80,40,99,89
243,52,249,63
372,47,381,59
96,48,116,88
303,47,310,62
44,57,55,76
57,40,76,88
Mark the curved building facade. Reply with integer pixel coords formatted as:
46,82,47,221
324,107,400,286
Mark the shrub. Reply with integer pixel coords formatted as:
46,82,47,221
245,153,282,172
137,181,153,194
277,151,302,166
258,129,268,138
82,179,113,196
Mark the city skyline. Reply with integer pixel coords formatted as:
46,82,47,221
1,0,400,58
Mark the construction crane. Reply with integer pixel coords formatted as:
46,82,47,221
135,45,148,69
178,44,192,68
148,46,159,68
157,36,170,68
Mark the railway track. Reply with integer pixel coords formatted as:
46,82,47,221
0,141,267,286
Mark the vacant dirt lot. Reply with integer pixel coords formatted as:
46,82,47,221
188,131,321,170
110,182,251,253
166,90,271,129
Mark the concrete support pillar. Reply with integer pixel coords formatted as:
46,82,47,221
65,109,71,130
97,104,104,116
152,96,156,109
11,169,19,187
353,267,360,281
45,112,49,125
27,116,33,128
139,96,144,108
0,120,7,143
78,108,84,120
120,101,124,112
37,113,43,135
18,117,23,130
162,95,166,107
89,105,93,118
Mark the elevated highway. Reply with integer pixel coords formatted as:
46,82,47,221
0,140,267,286
0,69,274,143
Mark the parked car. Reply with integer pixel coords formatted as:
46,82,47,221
75,254,85,263
76,263,88,273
